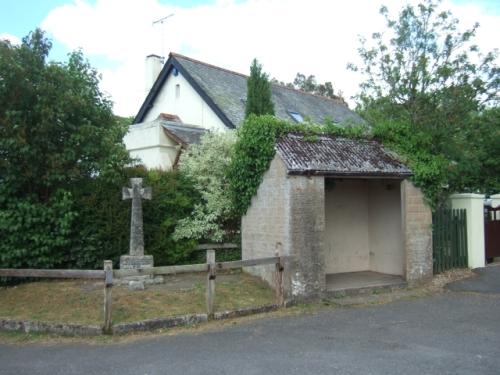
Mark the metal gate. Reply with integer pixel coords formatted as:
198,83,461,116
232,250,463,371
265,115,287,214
485,206,500,261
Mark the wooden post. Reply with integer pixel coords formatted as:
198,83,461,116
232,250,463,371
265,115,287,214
206,250,216,319
103,260,113,334
275,252,284,307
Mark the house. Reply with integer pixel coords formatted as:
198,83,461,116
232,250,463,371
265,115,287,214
242,132,433,300
124,52,366,170
125,113,206,170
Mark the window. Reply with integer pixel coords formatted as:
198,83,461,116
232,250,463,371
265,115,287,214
175,84,180,99
288,111,304,123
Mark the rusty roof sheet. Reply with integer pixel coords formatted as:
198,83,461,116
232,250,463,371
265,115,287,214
276,133,411,177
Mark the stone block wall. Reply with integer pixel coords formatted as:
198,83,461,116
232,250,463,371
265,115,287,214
286,175,325,299
401,180,433,282
242,156,290,288
242,155,326,300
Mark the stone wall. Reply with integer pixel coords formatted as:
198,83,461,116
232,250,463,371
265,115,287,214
242,155,326,300
243,159,432,300
242,156,290,288
401,180,433,282
324,179,403,276
287,175,325,299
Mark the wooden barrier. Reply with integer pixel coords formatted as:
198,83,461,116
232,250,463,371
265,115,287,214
0,269,104,279
103,260,113,334
206,250,216,318
195,243,238,250
0,265,108,332
113,264,208,278
0,252,287,330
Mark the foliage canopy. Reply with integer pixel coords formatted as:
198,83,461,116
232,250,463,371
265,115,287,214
0,29,132,269
349,0,500,205
245,59,275,118
174,131,237,242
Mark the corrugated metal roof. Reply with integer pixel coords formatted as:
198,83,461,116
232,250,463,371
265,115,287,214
276,133,411,177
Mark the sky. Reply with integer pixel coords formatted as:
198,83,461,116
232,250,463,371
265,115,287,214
1,0,499,117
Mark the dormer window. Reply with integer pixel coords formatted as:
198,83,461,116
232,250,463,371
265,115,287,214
288,111,304,123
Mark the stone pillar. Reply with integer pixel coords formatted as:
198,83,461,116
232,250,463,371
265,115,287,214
285,175,326,300
401,180,433,283
449,193,486,269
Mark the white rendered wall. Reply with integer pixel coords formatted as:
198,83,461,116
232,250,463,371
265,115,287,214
449,193,486,269
124,121,180,170
324,180,370,273
324,179,404,275
368,180,403,275
143,71,227,131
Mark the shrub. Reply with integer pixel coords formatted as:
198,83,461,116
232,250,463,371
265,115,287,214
173,131,237,242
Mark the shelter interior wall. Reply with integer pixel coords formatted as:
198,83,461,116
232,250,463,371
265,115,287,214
324,179,403,276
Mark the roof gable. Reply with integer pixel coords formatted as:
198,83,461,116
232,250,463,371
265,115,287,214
135,53,366,128
276,133,411,178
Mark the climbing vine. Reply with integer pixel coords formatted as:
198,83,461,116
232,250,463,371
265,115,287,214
228,115,368,216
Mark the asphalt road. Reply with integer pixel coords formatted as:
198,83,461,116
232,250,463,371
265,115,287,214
1,268,499,375
447,264,500,294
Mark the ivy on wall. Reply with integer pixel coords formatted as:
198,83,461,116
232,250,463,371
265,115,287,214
228,115,368,216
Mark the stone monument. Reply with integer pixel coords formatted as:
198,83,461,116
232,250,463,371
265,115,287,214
120,178,162,289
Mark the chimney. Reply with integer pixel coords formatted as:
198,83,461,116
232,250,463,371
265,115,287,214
145,54,163,94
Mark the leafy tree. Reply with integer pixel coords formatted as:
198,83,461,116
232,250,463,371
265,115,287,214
0,29,130,269
272,73,346,103
245,59,275,118
173,131,237,242
349,0,499,119
349,0,500,205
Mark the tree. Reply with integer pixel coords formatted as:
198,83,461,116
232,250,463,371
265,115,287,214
0,29,130,269
350,0,500,205
245,59,274,118
272,73,346,103
173,131,237,242
350,0,499,121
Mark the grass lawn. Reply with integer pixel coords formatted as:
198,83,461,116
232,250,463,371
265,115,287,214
0,271,276,325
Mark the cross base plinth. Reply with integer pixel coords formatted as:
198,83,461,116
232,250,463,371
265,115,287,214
118,255,164,289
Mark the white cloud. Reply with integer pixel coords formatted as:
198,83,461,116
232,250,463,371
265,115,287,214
42,0,500,116
0,33,21,45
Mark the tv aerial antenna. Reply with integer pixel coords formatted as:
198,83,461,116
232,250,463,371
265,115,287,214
152,13,174,63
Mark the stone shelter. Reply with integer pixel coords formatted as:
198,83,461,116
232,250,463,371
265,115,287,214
242,133,433,300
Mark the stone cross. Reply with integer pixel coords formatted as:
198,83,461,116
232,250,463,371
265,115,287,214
122,178,152,256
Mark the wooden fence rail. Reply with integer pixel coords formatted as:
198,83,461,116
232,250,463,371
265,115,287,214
0,269,104,279
0,251,286,334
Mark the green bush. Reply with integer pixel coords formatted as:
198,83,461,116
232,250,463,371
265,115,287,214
0,189,75,269
68,167,200,269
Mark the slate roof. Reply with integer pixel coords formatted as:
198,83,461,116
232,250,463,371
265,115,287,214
276,133,411,177
162,122,206,146
135,53,366,128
